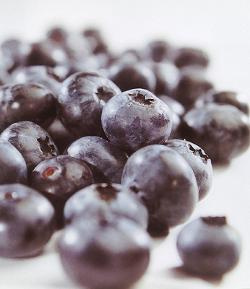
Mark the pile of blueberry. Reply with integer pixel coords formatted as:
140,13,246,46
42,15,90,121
0,26,248,289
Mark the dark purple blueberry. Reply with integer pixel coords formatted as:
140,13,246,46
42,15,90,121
82,27,109,55
158,95,185,116
1,121,58,170
0,83,56,131
196,90,249,115
0,184,55,258
119,49,142,63
47,118,76,153
122,145,198,237
174,72,213,110
101,89,173,152
46,26,68,44
174,47,209,69
64,183,148,229
144,40,172,62
0,141,27,184
1,39,30,72
164,139,213,200
30,155,93,228
177,217,241,276
25,41,67,67
149,62,179,96
109,62,156,92
11,66,61,94
58,217,150,289
181,104,250,164
57,72,121,137
67,136,127,183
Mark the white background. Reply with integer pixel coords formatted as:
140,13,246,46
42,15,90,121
0,1,250,289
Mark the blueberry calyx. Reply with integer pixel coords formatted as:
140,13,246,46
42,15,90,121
130,91,155,105
188,143,209,162
201,216,227,226
96,183,118,202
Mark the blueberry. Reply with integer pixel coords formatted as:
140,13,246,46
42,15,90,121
11,66,61,94
177,217,241,276
149,62,179,96
196,90,249,115
64,183,148,228
82,27,109,55
164,139,213,200
1,38,30,72
25,41,67,67
109,62,156,92
0,183,55,258
47,118,76,153
181,104,250,164
0,141,27,184
30,155,93,227
174,72,213,109
174,47,209,69
101,89,173,152
122,145,198,237
57,72,121,137
0,83,56,131
144,40,172,62
67,136,127,183
1,121,58,170
46,26,68,44
58,217,150,289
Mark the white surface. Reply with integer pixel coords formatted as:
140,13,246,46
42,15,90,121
0,1,250,288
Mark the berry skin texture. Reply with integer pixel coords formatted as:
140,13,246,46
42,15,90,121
57,72,121,137
101,89,173,152
64,183,148,229
0,83,56,131
0,184,55,258
30,155,93,227
0,121,58,170
109,62,156,92
58,217,150,289
122,145,198,237
177,217,241,276
165,139,213,200
67,136,127,183
181,104,250,164
0,141,27,184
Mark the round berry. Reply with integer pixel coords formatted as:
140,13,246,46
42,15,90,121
109,62,156,92
181,104,250,163
0,184,55,258
174,72,213,109
31,155,93,227
67,136,127,183
58,217,150,289
1,121,58,170
101,89,173,152
174,47,209,69
144,40,172,62
177,217,241,276
64,183,148,229
57,72,121,137
164,139,213,200
0,83,56,131
122,145,198,237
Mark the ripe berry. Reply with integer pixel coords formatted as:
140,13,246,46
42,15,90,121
101,89,173,152
177,217,241,276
